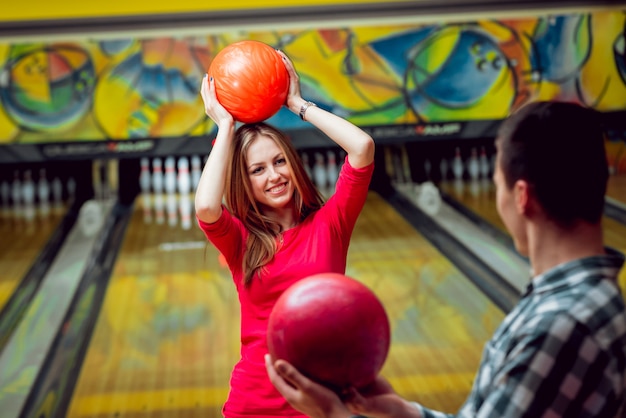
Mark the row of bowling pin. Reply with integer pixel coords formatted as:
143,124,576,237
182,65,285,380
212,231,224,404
388,145,496,184
139,156,203,196
438,146,495,182
0,169,75,221
140,151,342,199
139,191,195,230
301,150,343,197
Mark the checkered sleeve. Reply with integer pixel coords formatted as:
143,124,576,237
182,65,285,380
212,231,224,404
475,314,616,417
417,312,618,418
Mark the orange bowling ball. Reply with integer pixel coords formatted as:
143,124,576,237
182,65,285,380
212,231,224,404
208,40,289,123
267,273,390,391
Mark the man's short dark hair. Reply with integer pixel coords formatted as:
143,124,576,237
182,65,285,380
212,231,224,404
496,101,608,226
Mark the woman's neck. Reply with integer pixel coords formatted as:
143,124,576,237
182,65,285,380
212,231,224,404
262,204,299,232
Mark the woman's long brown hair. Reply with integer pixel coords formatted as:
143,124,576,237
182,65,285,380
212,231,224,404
224,123,325,286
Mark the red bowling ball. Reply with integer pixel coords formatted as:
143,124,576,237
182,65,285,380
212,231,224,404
267,273,390,391
208,40,289,123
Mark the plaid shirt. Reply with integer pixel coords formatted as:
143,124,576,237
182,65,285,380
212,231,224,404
418,249,626,418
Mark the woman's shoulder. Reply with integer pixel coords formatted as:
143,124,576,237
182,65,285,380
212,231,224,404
198,205,246,236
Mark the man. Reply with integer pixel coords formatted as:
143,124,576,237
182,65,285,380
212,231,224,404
265,101,626,417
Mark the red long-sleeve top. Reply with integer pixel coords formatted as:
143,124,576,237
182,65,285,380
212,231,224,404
197,157,374,417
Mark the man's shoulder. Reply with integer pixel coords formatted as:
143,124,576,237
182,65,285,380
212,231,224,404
511,280,626,353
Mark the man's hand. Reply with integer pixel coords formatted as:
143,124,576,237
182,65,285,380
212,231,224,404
344,377,423,418
265,354,353,418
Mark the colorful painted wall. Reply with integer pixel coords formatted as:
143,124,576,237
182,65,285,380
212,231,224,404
0,10,625,166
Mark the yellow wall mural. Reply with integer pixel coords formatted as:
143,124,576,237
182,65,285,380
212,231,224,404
0,9,625,167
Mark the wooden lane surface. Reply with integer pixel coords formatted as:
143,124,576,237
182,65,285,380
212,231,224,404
440,179,626,294
607,174,626,205
439,179,507,234
347,192,504,412
66,191,504,417
0,206,66,311
66,192,239,418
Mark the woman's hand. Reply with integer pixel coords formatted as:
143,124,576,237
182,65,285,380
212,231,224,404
273,49,374,169
275,50,305,114
200,74,234,128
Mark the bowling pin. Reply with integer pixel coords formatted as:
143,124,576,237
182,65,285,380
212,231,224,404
179,192,193,230
11,170,22,220
67,177,77,202
37,168,51,218
153,192,165,224
454,177,464,196
164,156,177,195
191,155,202,191
152,158,164,194
23,170,35,202
452,147,464,181
479,147,490,179
467,148,480,182
52,176,63,212
177,156,191,195
313,152,328,196
469,177,481,197
22,170,36,222
326,150,339,195
166,192,178,227
140,191,153,224
139,157,151,193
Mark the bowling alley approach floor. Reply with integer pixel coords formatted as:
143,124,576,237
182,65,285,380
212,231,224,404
0,204,69,313
607,174,626,206
0,191,508,418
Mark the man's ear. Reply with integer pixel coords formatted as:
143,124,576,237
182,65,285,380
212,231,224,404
514,179,530,215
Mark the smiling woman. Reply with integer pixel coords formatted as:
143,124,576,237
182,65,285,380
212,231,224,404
194,49,375,417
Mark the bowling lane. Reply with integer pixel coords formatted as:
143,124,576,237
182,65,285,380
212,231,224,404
438,179,506,233
607,174,626,205
66,192,239,418
0,205,67,312
66,191,504,417
440,179,626,294
345,193,505,412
